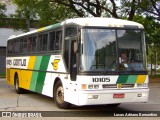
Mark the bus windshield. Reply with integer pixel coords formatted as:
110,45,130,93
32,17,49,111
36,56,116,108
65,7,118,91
80,28,146,73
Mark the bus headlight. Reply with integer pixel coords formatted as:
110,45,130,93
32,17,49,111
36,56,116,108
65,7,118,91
81,84,100,90
94,85,99,89
137,83,148,88
88,85,94,89
88,85,99,89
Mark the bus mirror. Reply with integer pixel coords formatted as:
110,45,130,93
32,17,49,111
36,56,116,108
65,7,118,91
74,42,78,53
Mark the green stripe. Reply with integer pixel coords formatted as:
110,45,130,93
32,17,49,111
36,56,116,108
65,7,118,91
35,56,50,93
117,75,128,84
30,56,43,91
126,75,137,84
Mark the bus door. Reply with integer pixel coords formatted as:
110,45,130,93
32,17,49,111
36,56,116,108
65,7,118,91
64,39,78,81
70,40,77,81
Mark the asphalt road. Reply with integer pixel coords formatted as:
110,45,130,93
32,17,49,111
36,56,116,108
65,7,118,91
0,78,160,119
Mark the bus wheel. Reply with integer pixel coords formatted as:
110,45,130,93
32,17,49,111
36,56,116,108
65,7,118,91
54,81,70,109
107,103,121,107
14,74,25,94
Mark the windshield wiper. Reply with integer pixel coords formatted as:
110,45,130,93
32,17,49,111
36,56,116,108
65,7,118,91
90,64,109,70
128,63,135,71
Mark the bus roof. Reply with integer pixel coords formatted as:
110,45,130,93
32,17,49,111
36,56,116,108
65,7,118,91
64,17,144,28
8,17,144,40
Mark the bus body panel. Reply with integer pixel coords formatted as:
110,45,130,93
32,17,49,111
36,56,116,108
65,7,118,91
6,55,149,106
6,18,149,108
6,55,67,95
78,89,149,105
63,75,149,105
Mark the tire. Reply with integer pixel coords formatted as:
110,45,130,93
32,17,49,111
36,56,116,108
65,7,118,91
107,103,121,107
54,81,70,109
14,74,26,94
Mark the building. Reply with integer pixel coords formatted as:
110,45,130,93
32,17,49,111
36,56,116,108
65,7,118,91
0,1,36,74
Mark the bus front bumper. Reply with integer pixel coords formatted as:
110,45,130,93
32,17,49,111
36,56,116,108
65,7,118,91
77,89,149,106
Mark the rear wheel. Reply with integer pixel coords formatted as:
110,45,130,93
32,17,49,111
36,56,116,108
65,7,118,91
54,81,70,109
14,74,26,94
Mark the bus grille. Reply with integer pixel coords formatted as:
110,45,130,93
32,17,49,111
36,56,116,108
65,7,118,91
102,84,135,89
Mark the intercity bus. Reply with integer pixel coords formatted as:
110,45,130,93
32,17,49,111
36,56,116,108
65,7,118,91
6,18,149,109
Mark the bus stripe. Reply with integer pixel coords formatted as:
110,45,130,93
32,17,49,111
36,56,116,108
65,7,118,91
24,56,36,90
136,75,146,83
35,56,51,93
126,75,137,84
116,75,128,84
30,56,43,92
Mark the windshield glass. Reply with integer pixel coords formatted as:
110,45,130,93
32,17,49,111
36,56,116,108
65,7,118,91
117,30,146,71
80,28,146,72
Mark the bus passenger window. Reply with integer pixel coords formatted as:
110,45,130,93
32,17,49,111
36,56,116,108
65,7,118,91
42,34,48,51
49,31,55,51
21,38,27,53
14,40,20,54
32,36,37,52
7,42,13,55
38,35,42,51
27,37,32,52
55,31,62,50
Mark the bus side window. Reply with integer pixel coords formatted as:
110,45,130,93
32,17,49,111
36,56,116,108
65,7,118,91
8,41,13,55
14,40,20,54
65,27,77,37
38,34,48,51
42,34,48,51
38,35,42,51
32,36,37,52
55,30,62,50
21,38,27,54
49,31,55,51
27,37,32,53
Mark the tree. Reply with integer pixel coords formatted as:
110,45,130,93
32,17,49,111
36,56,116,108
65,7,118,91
0,2,6,18
12,0,77,31
13,0,38,32
49,0,143,20
35,0,78,27
137,0,160,21
133,15,160,74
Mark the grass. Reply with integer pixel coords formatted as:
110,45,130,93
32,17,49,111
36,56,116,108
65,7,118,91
149,74,160,79
0,73,6,78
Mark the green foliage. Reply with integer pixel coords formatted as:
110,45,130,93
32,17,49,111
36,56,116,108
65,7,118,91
0,2,6,18
149,74,160,79
12,0,77,31
13,0,38,19
0,73,6,78
133,16,160,44
133,15,160,65
36,0,77,27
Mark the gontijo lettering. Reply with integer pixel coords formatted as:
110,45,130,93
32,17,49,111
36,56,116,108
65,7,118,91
7,59,26,66
13,59,26,66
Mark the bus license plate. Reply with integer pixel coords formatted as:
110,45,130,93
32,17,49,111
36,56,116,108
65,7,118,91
113,93,125,98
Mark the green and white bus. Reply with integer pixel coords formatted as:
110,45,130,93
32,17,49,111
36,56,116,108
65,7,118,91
6,17,149,109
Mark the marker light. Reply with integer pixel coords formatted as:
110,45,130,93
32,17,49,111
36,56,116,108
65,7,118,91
137,83,148,88
81,84,87,90
88,95,98,99
138,93,147,97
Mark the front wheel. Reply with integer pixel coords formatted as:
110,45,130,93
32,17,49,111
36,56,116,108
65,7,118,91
54,81,70,109
107,103,121,107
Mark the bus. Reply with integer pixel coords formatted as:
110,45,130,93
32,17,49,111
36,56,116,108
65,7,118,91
6,17,149,109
